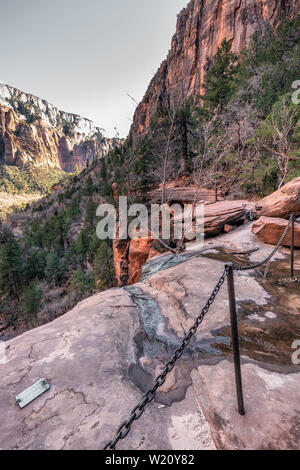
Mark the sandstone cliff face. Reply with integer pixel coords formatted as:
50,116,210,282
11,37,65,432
113,235,159,286
131,0,300,139
0,84,117,172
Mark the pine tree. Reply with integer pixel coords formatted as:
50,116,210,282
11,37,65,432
83,176,94,196
203,40,238,111
93,242,115,289
175,102,197,174
74,229,91,269
21,283,43,327
0,230,23,300
45,248,65,287
25,248,47,281
100,159,107,179
69,269,95,298
84,199,97,234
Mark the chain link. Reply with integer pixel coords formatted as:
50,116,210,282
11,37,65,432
232,214,294,272
103,215,295,450
103,267,229,451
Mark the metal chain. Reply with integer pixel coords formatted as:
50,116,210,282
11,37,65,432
103,267,229,451
232,214,294,272
103,215,295,450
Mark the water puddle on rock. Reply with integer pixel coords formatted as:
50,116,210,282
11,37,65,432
129,245,299,401
202,249,300,368
126,285,200,406
126,284,228,359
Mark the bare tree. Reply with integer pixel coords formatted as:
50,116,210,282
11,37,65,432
149,105,180,203
192,116,226,208
122,147,138,202
221,101,256,193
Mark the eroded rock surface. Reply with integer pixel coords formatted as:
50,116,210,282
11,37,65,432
113,235,159,287
203,201,250,236
255,178,300,219
0,85,119,172
1,224,299,450
252,216,300,248
114,200,254,287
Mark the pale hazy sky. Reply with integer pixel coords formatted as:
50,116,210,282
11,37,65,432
0,0,188,137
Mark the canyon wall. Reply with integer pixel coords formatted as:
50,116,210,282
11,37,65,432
0,84,118,172
131,0,300,140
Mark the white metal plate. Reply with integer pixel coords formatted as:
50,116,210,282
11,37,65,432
16,379,50,409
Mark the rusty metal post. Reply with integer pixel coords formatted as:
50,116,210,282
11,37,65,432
226,263,246,416
291,214,295,279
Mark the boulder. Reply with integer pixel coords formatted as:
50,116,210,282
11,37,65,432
255,178,300,219
224,224,235,233
252,216,300,248
173,200,253,238
203,201,248,236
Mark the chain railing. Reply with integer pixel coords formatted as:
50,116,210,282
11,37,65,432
103,214,296,451
103,268,229,451
232,214,293,272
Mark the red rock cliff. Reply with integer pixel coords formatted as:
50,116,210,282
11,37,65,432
0,85,118,172
131,0,300,139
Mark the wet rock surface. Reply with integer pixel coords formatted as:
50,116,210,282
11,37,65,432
0,224,299,450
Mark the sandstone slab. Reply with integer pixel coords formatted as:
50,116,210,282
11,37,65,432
203,201,247,236
255,178,300,219
252,216,300,248
192,361,300,450
1,225,300,450
173,200,251,237
0,288,215,450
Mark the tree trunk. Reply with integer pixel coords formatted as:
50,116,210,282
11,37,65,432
182,120,189,174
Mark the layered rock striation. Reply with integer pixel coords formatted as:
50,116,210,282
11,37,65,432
0,84,118,172
131,0,300,140
255,177,300,219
